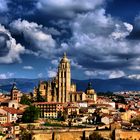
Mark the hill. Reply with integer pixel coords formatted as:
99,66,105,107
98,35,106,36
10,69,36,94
0,77,140,93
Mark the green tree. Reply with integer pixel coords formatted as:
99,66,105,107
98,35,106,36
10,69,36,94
36,90,45,102
22,105,40,123
20,94,32,105
20,129,32,140
130,115,140,125
89,132,106,140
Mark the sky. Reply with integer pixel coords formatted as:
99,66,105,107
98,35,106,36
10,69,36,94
0,0,140,80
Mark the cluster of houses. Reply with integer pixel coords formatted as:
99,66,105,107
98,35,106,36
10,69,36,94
0,84,26,138
0,82,140,139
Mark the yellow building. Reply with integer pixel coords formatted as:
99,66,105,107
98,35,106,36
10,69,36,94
0,114,7,124
34,53,97,103
10,84,22,103
85,82,97,103
33,102,63,118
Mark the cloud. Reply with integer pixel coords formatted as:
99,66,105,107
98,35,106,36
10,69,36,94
109,70,125,79
84,70,96,77
0,72,14,79
0,24,25,64
47,68,57,78
127,74,140,80
63,7,140,75
10,19,56,58
36,0,106,18
51,59,59,66
0,0,9,13
110,22,133,39
84,70,125,79
70,59,83,69
44,27,61,36
23,66,33,70
38,73,43,78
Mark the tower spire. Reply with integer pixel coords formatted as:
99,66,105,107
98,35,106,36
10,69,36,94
64,52,66,58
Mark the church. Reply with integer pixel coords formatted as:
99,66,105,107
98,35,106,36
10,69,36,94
34,53,97,103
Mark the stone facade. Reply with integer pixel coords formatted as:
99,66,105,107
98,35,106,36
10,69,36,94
10,84,22,103
34,53,97,103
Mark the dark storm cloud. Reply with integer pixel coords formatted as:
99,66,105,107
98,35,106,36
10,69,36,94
0,32,10,56
1,0,140,79
76,55,132,70
127,15,140,40
0,24,25,64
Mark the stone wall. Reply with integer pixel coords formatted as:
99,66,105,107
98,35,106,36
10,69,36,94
32,128,111,140
115,129,140,140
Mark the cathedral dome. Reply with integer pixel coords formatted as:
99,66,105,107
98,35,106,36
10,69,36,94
60,53,69,63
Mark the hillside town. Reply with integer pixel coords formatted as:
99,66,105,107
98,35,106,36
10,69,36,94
0,54,139,140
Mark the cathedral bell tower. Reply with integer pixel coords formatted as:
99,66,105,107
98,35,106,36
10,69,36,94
58,53,71,103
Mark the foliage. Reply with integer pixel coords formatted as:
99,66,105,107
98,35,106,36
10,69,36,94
36,90,46,102
130,115,140,125
19,129,34,140
22,105,40,123
20,94,32,105
115,95,127,104
89,132,106,140
119,108,126,112
97,91,114,96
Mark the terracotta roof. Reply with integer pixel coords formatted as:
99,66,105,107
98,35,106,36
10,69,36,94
1,123,12,127
66,106,78,109
0,98,8,102
3,107,23,114
33,102,63,105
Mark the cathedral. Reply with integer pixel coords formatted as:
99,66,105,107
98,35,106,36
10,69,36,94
34,53,97,103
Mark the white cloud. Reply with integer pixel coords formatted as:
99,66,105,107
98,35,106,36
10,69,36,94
51,59,59,66
84,70,125,79
62,7,140,76
10,19,56,58
129,66,140,70
36,0,105,18
38,73,43,78
0,24,25,64
124,22,133,32
0,72,14,79
84,70,96,77
70,59,83,69
111,23,133,40
127,74,140,80
0,0,8,13
109,70,125,79
47,68,57,78
23,66,33,70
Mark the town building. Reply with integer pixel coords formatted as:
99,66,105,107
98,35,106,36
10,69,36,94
33,102,63,118
10,84,22,103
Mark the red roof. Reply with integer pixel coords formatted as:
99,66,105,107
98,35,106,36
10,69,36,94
66,106,78,109
3,107,23,114
1,123,12,127
33,102,63,105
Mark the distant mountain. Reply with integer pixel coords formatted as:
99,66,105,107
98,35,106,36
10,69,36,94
73,78,140,92
0,77,140,93
0,78,45,93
